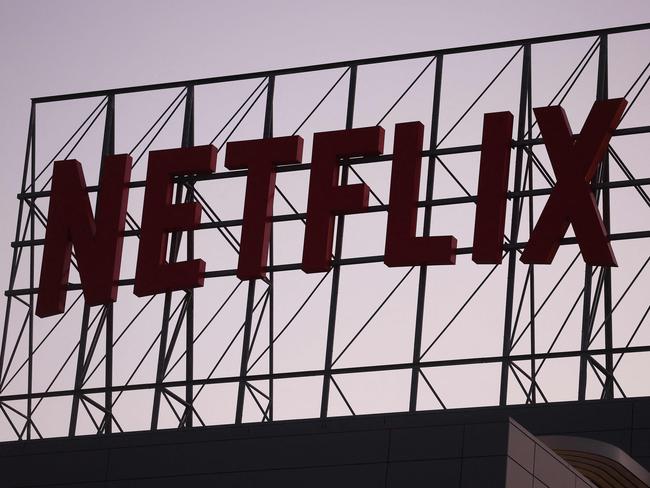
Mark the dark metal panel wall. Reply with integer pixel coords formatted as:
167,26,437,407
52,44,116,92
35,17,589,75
0,398,648,487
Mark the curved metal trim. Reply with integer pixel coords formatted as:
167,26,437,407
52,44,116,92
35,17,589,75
540,435,650,487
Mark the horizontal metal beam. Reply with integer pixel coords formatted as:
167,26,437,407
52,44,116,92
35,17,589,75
7,229,650,297
12,176,650,249
17,125,650,201
31,23,650,104
1,344,649,402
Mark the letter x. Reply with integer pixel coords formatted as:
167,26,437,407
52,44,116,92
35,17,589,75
521,98,626,266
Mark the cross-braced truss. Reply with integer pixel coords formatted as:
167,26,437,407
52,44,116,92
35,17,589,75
2,23,650,440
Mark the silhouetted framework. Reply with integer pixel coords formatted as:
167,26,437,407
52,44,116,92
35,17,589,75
2,23,650,440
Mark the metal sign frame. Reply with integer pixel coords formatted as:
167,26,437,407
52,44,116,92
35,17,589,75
2,23,650,440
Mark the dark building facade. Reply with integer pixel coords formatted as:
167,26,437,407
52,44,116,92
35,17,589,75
2,397,650,487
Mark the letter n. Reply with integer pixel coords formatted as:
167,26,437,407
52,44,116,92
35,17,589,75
36,155,132,317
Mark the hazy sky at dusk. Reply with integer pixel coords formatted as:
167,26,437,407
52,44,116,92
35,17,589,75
1,0,648,274
1,1,650,437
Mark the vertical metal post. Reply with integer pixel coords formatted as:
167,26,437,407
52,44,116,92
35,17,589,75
182,85,195,427
70,95,115,436
409,55,444,412
268,121,275,422
27,102,36,440
598,35,614,399
236,76,274,424
151,87,193,430
268,232,274,421
102,94,115,433
579,35,610,401
151,295,172,428
578,270,594,398
500,44,531,406
526,74,537,404
320,65,357,419
0,105,35,395
236,282,256,424
267,78,275,422
69,305,90,436
104,305,113,433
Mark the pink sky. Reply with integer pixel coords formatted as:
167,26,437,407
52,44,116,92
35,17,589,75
0,1,650,438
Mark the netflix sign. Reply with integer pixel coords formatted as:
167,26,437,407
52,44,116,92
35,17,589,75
35,98,626,318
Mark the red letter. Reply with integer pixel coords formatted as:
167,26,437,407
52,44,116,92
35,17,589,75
302,127,384,273
134,145,217,296
384,122,456,266
225,136,303,280
36,155,131,318
472,112,514,264
521,99,626,266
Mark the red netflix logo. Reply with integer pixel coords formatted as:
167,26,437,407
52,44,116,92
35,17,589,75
35,99,626,318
